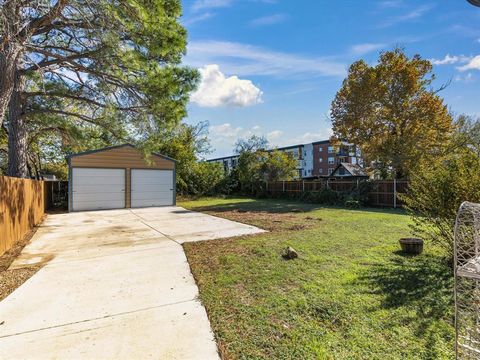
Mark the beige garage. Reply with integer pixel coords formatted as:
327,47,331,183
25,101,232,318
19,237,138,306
68,144,176,212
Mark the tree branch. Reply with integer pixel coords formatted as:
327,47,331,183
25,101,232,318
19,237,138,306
19,0,69,39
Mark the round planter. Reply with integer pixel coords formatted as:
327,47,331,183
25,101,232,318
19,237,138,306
399,238,423,255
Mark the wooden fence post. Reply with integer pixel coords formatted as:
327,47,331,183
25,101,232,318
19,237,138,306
393,178,397,208
302,180,305,192
283,180,285,192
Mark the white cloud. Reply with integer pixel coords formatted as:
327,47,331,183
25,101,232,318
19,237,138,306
209,123,246,139
182,12,215,26
267,130,283,141
290,130,332,145
191,64,263,107
378,0,404,8
192,0,232,12
265,129,332,148
454,73,475,83
430,54,463,65
377,4,433,28
458,55,480,71
430,54,473,66
249,14,288,27
186,40,346,78
350,43,385,56
208,123,262,155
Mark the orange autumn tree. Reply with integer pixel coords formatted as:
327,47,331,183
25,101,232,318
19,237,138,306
330,48,454,179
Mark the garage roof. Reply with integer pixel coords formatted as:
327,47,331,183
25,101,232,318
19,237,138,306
67,143,177,162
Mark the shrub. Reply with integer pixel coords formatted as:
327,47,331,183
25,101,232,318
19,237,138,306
182,161,225,196
400,150,480,257
345,200,361,209
216,168,240,195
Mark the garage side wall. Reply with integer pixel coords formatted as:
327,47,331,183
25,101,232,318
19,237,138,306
69,146,175,211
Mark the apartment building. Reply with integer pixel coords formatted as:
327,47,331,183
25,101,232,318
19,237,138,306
209,155,240,173
312,140,362,177
207,140,362,179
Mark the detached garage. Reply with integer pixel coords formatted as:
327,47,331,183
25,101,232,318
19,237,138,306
67,144,176,212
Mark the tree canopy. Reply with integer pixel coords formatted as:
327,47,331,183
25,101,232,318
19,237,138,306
234,135,268,154
330,48,454,179
235,136,297,195
1,0,198,177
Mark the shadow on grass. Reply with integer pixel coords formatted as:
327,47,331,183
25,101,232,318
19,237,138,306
186,197,407,216
186,198,323,214
358,251,453,326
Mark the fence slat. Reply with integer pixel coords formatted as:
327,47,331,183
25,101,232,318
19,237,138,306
0,176,46,256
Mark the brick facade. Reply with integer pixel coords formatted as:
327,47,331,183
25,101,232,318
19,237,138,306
312,141,360,176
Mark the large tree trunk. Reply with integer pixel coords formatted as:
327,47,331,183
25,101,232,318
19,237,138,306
0,50,19,128
7,72,28,178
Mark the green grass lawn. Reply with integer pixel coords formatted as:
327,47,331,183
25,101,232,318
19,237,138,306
180,197,454,360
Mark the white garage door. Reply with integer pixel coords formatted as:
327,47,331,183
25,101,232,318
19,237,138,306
72,168,125,211
131,169,174,208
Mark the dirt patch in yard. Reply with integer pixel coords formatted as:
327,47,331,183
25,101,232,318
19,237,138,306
203,209,315,232
0,226,43,301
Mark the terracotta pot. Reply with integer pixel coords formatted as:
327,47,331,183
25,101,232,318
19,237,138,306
399,238,423,255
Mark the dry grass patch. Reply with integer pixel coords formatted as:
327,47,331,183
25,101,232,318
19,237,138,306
206,209,309,231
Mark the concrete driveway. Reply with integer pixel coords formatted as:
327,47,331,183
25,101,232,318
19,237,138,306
0,207,264,359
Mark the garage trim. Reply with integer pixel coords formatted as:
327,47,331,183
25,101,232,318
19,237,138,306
67,144,176,212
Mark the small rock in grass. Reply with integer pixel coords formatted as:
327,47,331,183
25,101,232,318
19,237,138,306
282,246,298,260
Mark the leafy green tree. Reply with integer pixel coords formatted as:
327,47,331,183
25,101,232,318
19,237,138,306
217,167,240,195
141,121,213,195
1,0,198,177
186,161,224,196
331,48,454,179
401,115,480,256
237,147,297,195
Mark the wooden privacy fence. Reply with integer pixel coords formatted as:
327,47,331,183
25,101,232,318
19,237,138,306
0,176,46,256
266,179,409,208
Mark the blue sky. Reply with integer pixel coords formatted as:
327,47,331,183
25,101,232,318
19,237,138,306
180,0,480,158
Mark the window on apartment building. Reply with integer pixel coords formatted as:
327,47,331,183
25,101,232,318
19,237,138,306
319,168,323,174
328,146,334,153
328,157,334,164
319,147,323,152
319,158,323,163
328,168,334,175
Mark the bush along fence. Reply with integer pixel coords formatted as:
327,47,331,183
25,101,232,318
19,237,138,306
0,177,68,256
265,179,408,208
